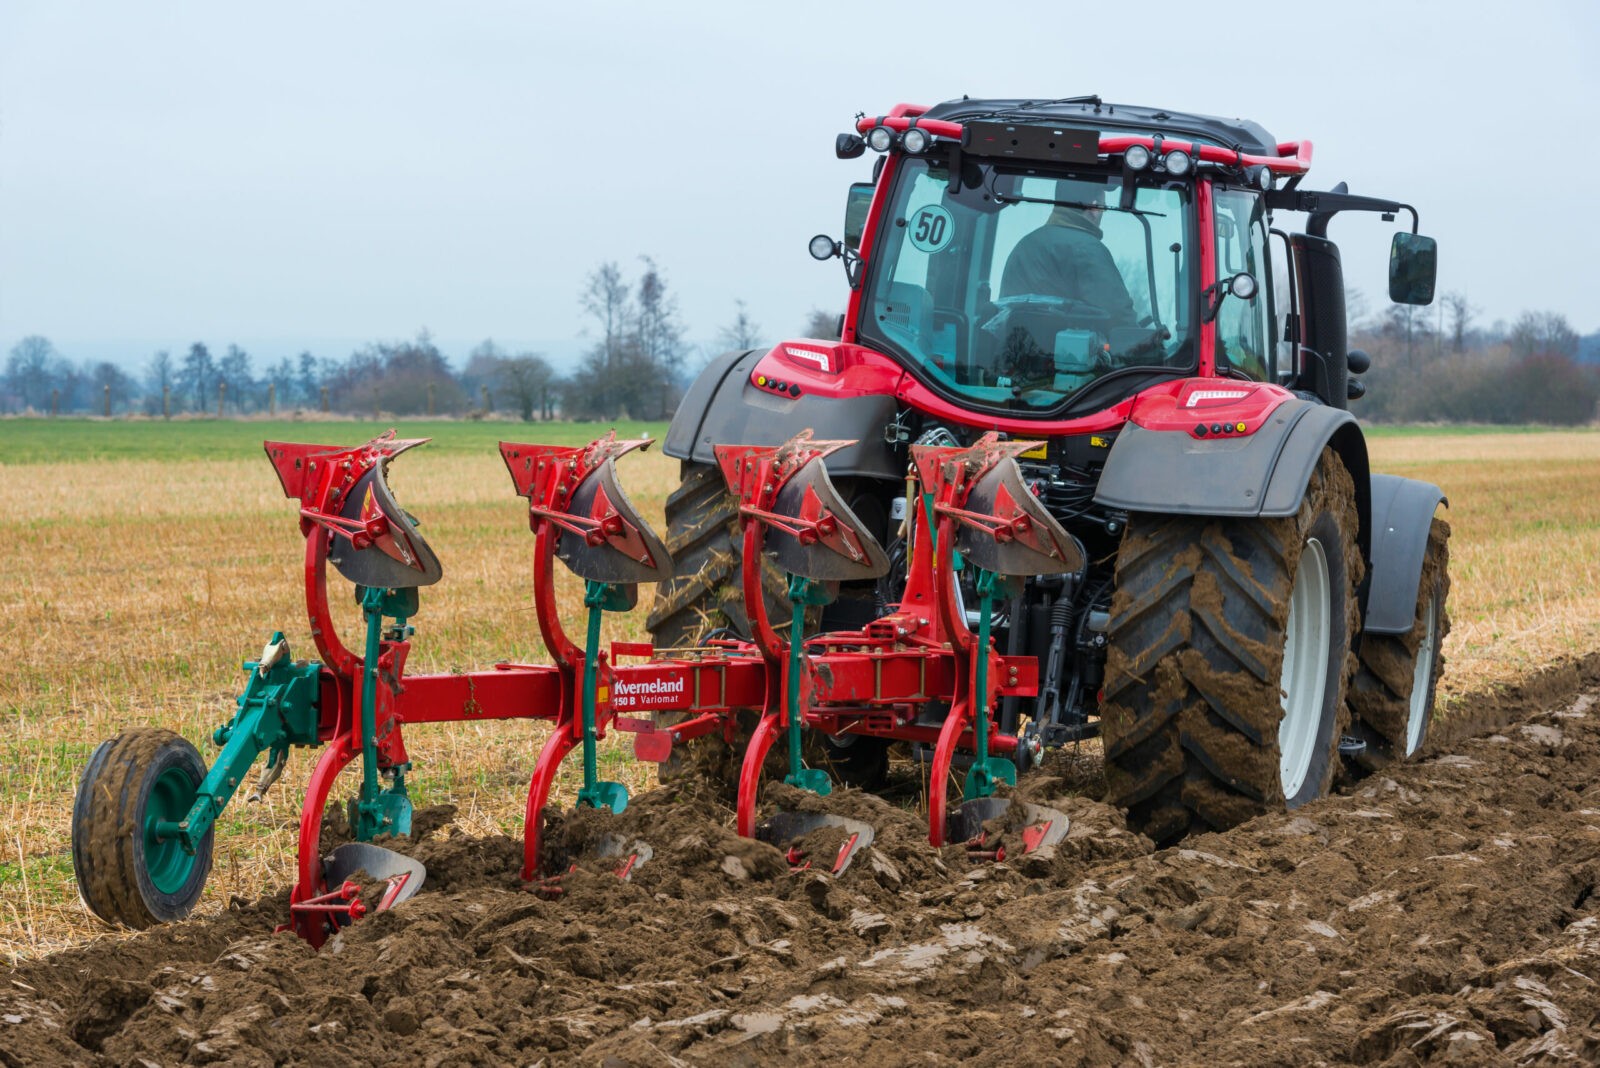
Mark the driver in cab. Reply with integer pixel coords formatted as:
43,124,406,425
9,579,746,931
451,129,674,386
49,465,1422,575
999,193,1138,328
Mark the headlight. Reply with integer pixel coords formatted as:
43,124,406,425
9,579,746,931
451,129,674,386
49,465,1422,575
1124,144,1151,170
901,127,930,154
809,234,840,260
866,125,896,153
1163,149,1192,176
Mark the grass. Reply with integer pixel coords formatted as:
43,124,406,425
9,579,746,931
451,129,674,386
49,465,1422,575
0,417,671,465
1,419,1597,962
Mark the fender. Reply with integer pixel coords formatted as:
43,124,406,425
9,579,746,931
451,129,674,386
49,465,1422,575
662,346,902,480
1095,393,1372,565
1362,475,1447,635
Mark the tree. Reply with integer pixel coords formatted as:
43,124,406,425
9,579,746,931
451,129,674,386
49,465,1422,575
1442,292,1475,354
178,343,216,412
266,357,295,410
296,351,319,407
1508,311,1579,360
143,350,175,414
89,361,137,414
717,299,763,350
4,335,61,410
634,257,686,417
496,353,558,421
219,344,255,412
1381,304,1434,367
801,309,841,339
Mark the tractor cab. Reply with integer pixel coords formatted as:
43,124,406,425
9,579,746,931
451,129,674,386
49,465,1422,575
814,97,1437,421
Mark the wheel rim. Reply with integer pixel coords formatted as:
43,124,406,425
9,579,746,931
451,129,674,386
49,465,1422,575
143,766,199,895
1279,537,1331,799
1406,590,1439,755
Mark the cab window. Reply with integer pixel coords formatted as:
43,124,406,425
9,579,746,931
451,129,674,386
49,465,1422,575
1212,188,1273,381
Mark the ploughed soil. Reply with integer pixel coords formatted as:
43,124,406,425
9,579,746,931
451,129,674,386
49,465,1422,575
6,656,1600,1066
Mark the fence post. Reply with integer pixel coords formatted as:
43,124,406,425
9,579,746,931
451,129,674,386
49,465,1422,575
482,385,491,413
268,382,276,416
50,389,59,417
104,384,112,418
218,381,226,418
373,393,380,422
162,385,171,420
427,382,435,417
320,385,329,413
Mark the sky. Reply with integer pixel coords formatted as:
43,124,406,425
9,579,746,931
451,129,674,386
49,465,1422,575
2,1,1597,375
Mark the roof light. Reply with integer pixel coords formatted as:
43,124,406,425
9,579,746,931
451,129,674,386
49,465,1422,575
809,234,840,261
1124,144,1151,171
866,125,896,153
1254,165,1274,191
1163,149,1192,177
901,126,930,154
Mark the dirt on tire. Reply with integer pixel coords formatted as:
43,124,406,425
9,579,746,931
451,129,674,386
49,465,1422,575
7,655,1600,1066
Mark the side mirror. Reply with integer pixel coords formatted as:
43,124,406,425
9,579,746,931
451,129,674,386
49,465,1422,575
1389,233,1437,305
844,182,875,250
836,133,866,160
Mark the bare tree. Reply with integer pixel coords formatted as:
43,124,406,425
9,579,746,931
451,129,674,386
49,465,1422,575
801,309,842,339
1442,292,1475,354
717,299,763,350
4,335,61,410
1508,311,1579,360
496,353,558,421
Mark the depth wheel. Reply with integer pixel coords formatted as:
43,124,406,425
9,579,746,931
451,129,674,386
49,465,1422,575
1349,517,1451,767
72,727,214,928
1101,449,1362,844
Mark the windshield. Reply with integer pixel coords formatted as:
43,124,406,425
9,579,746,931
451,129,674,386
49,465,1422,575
859,157,1196,414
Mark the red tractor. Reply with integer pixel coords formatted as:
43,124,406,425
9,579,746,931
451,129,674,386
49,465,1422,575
69,96,1449,945
648,95,1449,841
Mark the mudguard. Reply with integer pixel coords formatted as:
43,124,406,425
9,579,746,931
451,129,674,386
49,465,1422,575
1094,397,1371,562
1363,475,1447,635
662,348,901,480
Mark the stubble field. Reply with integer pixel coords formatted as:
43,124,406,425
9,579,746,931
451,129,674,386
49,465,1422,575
2,418,1599,1064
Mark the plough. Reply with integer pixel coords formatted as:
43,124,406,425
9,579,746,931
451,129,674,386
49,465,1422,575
72,428,1074,946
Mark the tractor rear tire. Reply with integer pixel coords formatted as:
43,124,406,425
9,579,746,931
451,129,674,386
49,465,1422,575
1348,517,1451,768
72,728,214,928
1101,449,1362,845
645,460,791,650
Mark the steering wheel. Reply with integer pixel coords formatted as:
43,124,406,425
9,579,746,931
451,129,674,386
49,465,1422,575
991,293,1110,321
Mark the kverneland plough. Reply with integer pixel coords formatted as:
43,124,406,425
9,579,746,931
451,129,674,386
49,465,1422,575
72,427,1071,946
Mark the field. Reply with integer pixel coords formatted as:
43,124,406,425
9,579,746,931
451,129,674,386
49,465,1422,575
3,418,1600,1063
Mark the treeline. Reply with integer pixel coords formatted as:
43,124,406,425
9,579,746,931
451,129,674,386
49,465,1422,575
1,258,841,421
1352,299,1600,425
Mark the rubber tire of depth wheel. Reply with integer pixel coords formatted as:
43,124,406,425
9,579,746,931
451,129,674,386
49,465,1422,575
1100,449,1362,845
1348,517,1451,768
645,460,793,650
72,727,214,928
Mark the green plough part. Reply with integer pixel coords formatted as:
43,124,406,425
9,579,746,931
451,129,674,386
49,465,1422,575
155,630,322,854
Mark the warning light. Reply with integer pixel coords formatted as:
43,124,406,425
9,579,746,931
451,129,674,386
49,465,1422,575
756,375,767,386
1235,422,1247,433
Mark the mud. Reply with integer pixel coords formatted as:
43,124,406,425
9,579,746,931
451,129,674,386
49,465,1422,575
6,657,1600,1066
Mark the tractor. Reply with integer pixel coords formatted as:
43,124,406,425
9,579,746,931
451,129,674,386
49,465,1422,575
645,95,1449,843
69,95,1449,944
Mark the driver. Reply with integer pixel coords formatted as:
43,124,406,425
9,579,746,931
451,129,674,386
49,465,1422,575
999,193,1138,331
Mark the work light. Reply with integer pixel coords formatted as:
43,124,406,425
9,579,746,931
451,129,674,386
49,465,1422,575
1163,149,1192,176
901,126,930,154
866,125,896,153
1124,144,1151,170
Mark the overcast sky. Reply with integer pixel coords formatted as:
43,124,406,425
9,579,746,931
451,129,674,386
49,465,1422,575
2,1,1597,373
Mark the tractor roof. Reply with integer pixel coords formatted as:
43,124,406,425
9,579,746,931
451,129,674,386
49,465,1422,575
920,96,1279,158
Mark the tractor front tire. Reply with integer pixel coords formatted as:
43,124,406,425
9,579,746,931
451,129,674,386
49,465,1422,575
72,728,214,928
1101,449,1362,845
1348,517,1451,767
